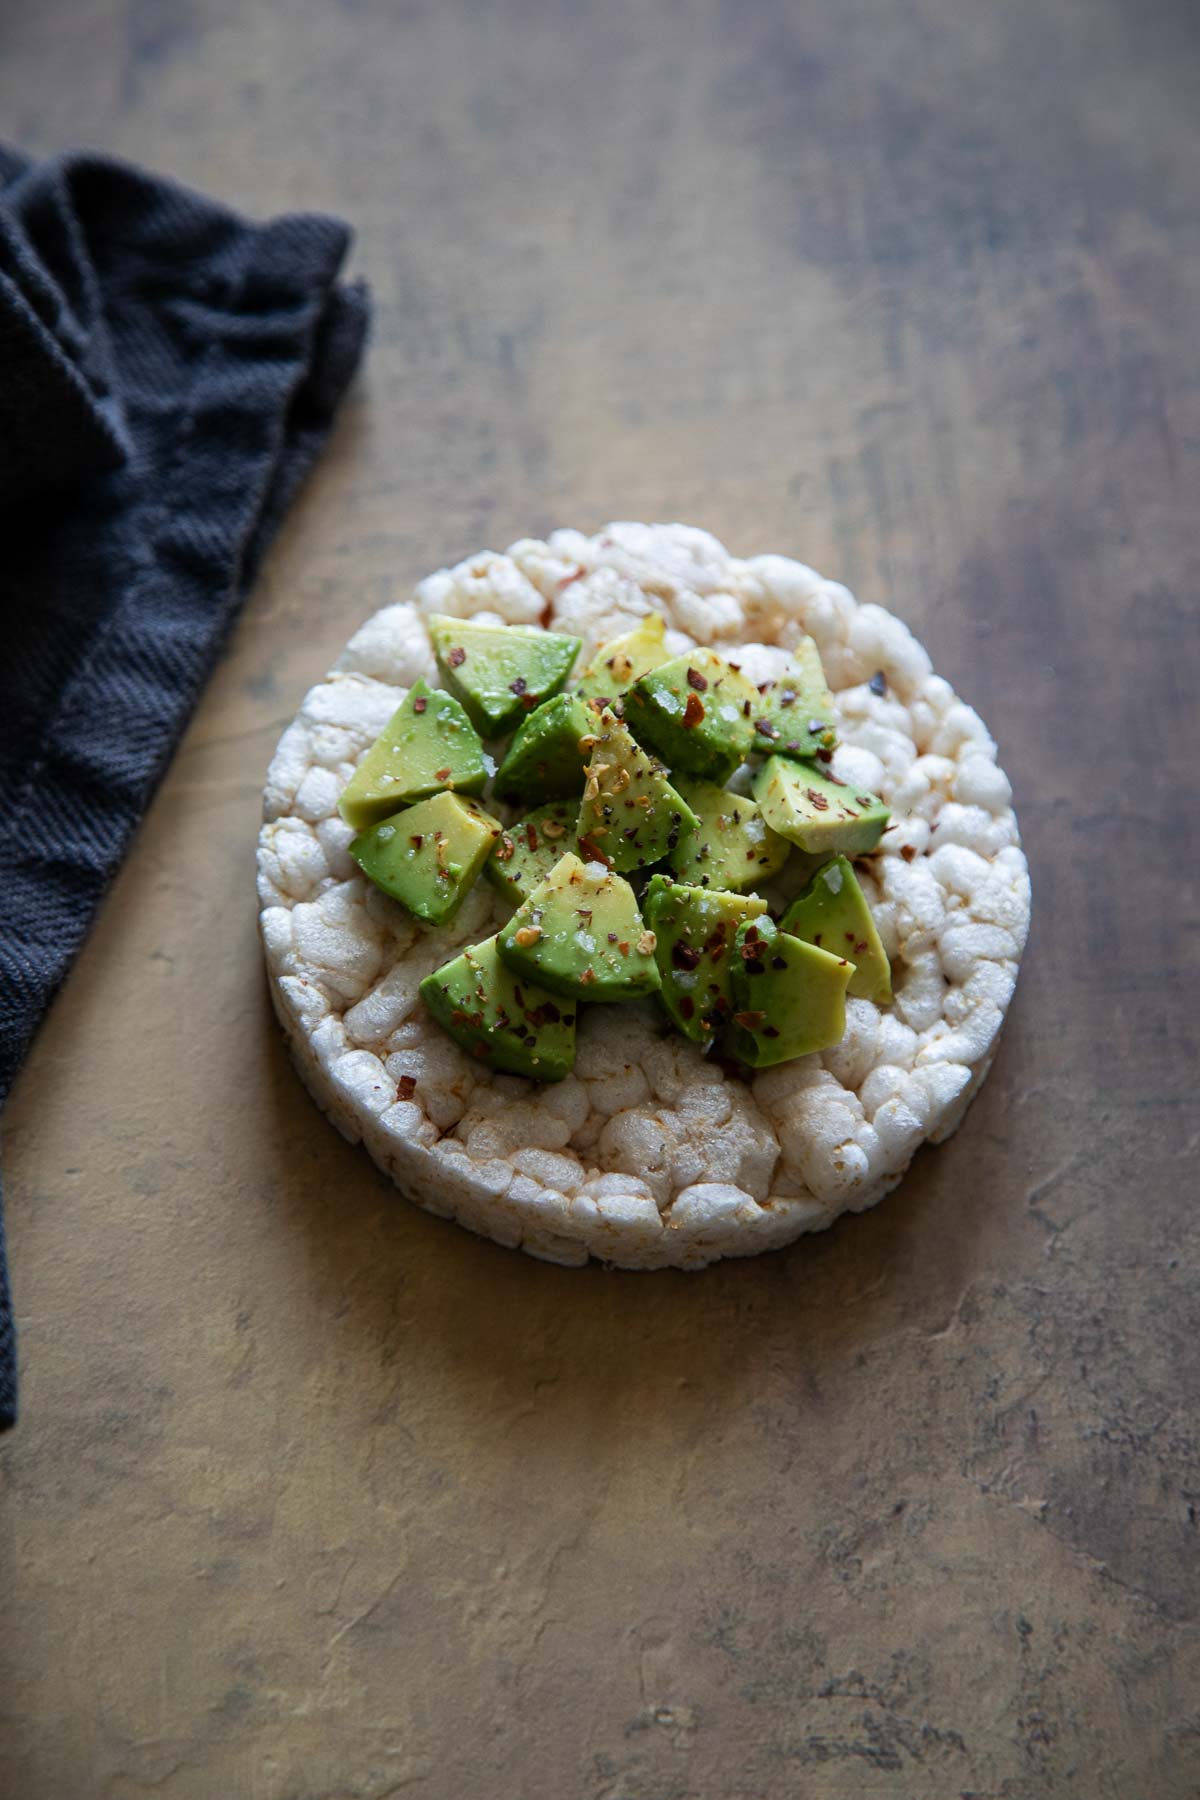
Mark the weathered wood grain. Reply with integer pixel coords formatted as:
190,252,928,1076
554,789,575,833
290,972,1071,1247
1,0,1197,1794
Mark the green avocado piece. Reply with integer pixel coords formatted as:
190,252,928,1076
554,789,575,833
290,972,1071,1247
781,855,892,1005
350,790,502,925
427,614,581,737
643,875,767,1043
625,648,759,782
752,757,889,856
496,852,661,1002
337,680,486,829
750,638,838,760
728,915,854,1067
485,800,578,906
420,936,576,1082
574,614,670,706
668,778,791,892
492,692,599,803
575,709,698,874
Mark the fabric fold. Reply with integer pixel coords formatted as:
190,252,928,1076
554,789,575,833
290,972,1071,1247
0,147,371,1428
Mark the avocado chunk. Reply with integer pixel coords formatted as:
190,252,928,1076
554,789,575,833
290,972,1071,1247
574,614,670,707
337,680,486,829
492,693,599,803
781,855,892,1005
668,778,791,892
643,875,767,1043
420,936,576,1082
575,709,698,874
752,757,889,856
625,649,759,782
350,790,502,925
750,638,838,760
427,614,581,737
728,915,854,1067
485,800,578,906
496,852,661,1002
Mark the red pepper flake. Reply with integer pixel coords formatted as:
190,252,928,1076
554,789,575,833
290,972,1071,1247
448,645,466,667
672,943,701,971
682,692,705,729
806,789,830,811
557,566,586,589
579,968,596,986
495,834,515,862
763,1025,780,1039
409,834,424,849
679,995,695,1020
686,666,708,693
435,767,452,782
577,834,612,865
734,1009,765,1030
901,844,917,862
412,696,427,714
525,822,539,852
521,692,538,709
396,1075,417,1100
754,718,780,740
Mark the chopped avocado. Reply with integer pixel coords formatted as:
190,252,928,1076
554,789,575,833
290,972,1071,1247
492,692,599,803
575,709,698,874
485,800,578,906
496,852,661,1002
781,855,892,1005
427,614,581,737
668,778,791,892
420,936,576,1081
575,614,670,706
350,790,501,925
642,875,767,1043
750,637,838,760
728,915,853,1067
752,757,889,856
625,648,759,782
337,680,486,829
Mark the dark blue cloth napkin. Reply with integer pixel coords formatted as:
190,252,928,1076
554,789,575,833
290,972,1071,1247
0,147,370,1429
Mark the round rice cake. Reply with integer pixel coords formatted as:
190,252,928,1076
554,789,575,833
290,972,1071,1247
258,522,1030,1269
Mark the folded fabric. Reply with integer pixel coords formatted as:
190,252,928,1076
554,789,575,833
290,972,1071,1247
0,147,370,1429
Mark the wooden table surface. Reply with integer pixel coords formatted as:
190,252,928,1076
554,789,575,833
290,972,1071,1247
2,2,1198,1796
